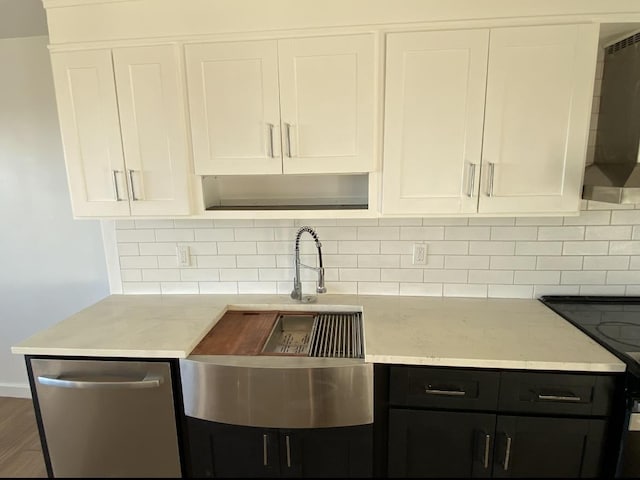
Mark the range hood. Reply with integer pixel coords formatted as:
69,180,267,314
583,32,640,204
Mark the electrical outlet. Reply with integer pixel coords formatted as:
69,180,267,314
177,245,191,267
412,243,427,265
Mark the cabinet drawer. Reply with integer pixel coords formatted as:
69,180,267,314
389,366,500,411
498,372,616,416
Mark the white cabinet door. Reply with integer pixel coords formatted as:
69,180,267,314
50,50,130,217
113,45,191,216
479,24,598,214
185,40,282,175
278,34,375,174
382,30,489,215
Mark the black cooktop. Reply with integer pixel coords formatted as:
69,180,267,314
541,296,640,375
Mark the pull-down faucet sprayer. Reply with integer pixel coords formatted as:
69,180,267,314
291,226,326,303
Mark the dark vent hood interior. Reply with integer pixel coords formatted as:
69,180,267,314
583,30,640,204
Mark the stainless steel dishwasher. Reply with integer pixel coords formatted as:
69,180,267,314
30,358,182,478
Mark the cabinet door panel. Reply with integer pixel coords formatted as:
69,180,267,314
50,50,130,217
382,30,488,215
185,40,282,175
113,45,190,215
388,409,494,478
493,416,606,478
279,34,375,174
479,24,598,214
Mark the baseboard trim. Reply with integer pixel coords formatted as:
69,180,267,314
0,383,31,398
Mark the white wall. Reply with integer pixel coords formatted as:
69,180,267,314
0,35,109,397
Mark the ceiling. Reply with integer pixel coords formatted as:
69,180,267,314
0,0,47,39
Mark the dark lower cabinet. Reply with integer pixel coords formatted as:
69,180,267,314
186,417,372,478
388,409,607,478
388,409,495,478
492,416,606,478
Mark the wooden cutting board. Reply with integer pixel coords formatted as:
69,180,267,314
191,310,279,355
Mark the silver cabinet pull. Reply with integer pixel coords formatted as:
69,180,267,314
487,162,496,197
128,169,139,201
112,170,125,201
467,163,477,197
263,434,268,466
424,386,465,396
267,123,275,158
503,435,512,471
483,433,491,469
285,434,292,468
538,394,581,402
284,123,293,158
37,374,162,390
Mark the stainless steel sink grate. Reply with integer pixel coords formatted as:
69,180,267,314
308,312,363,359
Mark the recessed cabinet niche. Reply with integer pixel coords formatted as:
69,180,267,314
50,46,191,217
382,24,598,216
184,34,376,176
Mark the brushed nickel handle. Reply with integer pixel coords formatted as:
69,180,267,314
467,163,477,197
37,374,162,390
263,434,268,466
538,394,581,402
483,433,491,469
503,435,512,471
112,170,125,201
285,434,292,468
284,122,293,158
425,386,466,396
128,169,138,201
267,123,275,158
487,162,496,197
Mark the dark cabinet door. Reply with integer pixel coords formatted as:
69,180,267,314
186,418,280,478
280,425,373,478
388,408,496,478
492,416,606,478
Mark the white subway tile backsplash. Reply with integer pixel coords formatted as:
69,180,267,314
469,241,515,255
120,256,158,269
199,282,238,294
491,227,538,241
358,255,400,268
585,225,632,240
357,226,399,240
382,269,423,283
538,226,584,241
536,256,583,271
194,229,234,241
488,285,533,299
444,226,490,240
400,283,443,296
155,229,194,242
445,256,489,270
358,282,399,295
400,226,445,240
561,271,606,285
113,207,640,299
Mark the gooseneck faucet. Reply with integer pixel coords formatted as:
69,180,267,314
291,226,326,303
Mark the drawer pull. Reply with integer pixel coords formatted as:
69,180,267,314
263,434,268,466
483,433,491,469
538,394,581,402
503,435,512,471
424,386,466,396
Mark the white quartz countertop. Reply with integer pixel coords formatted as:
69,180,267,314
11,294,625,373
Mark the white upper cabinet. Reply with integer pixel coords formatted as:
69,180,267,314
278,35,375,174
382,23,598,216
479,24,598,214
50,49,130,217
185,34,376,176
185,40,282,175
382,30,489,215
51,46,191,217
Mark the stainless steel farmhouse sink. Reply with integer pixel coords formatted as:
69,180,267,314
179,307,372,429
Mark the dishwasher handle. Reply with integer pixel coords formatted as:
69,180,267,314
37,373,163,390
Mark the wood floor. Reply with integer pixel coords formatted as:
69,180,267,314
0,397,47,477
